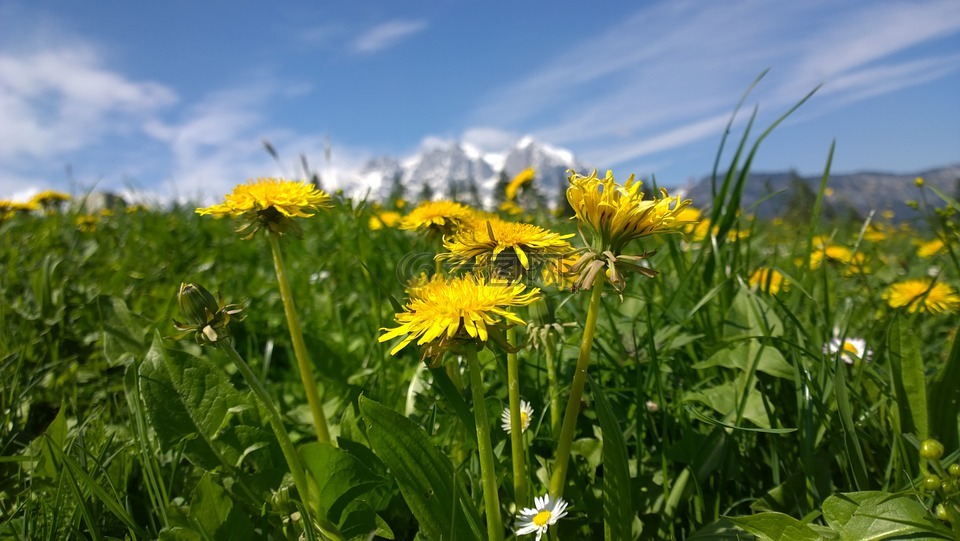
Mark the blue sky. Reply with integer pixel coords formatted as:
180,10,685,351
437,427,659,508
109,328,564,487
1,0,959,202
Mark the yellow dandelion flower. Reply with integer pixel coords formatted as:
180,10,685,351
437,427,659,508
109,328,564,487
566,170,692,254
75,214,99,232
883,279,960,314
0,200,33,221
379,273,540,358
438,218,575,283
863,224,890,242
499,200,524,216
915,177,925,187
368,210,402,231
399,199,477,237
749,267,788,295
677,207,702,236
689,218,712,242
505,167,536,201
196,178,332,237
810,245,867,275
917,238,946,258
29,190,71,208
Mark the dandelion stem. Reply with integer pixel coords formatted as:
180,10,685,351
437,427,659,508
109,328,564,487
217,342,312,528
506,325,527,506
268,232,331,444
466,343,504,541
543,330,562,438
549,280,605,497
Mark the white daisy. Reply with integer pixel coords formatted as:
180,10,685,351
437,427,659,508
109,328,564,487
516,493,569,540
824,336,871,365
501,399,534,434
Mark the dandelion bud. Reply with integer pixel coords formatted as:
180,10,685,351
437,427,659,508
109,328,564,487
173,283,246,345
178,283,220,326
925,474,941,492
920,439,945,460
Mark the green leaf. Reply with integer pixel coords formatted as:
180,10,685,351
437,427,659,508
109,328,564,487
689,518,761,540
33,401,66,480
693,340,793,379
723,287,783,339
189,472,254,541
685,380,771,428
97,295,148,367
888,318,928,442
359,396,483,541
588,376,634,541
338,499,395,540
929,325,960,450
139,333,247,471
728,512,821,541
821,491,954,540
300,442,386,524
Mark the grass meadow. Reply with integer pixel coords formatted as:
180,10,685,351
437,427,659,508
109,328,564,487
2,112,960,540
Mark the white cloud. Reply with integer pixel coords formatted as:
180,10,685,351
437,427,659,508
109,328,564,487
0,46,176,162
470,0,960,170
352,20,428,54
786,1,960,91
141,83,374,203
461,127,518,153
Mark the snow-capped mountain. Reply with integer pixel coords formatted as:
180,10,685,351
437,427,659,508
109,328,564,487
339,136,582,207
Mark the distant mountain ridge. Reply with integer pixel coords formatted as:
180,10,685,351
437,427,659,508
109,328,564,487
683,164,960,222
335,136,958,220
343,136,581,207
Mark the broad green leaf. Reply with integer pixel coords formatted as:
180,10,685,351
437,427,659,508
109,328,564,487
929,326,960,450
689,518,762,540
189,472,254,541
723,287,783,339
157,527,203,541
139,333,247,471
728,512,821,541
97,295,148,367
338,499,396,540
300,442,386,524
685,380,771,428
588,376,634,541
821,491,953,540
888,318,928,442
359,396,484,541
693,340,793,379
33,401,66,480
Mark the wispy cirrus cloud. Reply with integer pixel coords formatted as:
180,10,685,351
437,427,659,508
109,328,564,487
351,20,428,54
469,0,960,171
